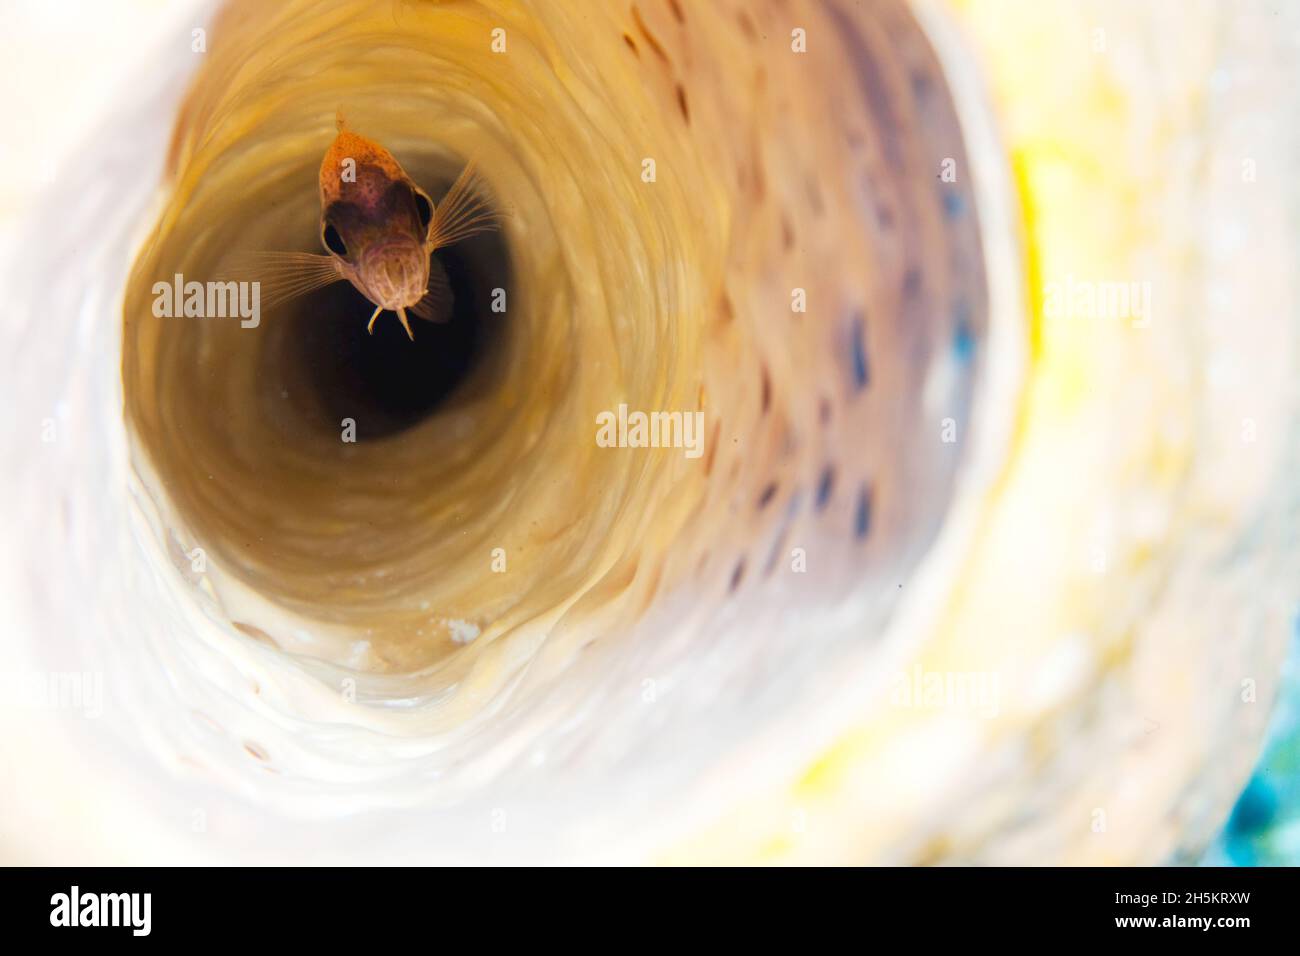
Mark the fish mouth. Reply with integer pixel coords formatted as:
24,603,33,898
361,241,429,309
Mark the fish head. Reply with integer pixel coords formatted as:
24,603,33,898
319,172,436,310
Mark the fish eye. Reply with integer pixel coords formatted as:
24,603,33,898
322,222,348,257
414,190,433,229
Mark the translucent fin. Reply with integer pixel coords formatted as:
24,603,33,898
220,251,345,312
425,161,501,251
410,255,452,323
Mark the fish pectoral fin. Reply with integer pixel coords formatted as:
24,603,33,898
426,160,500,251
410,256,453,324
219,251,345,312
409,291,449,323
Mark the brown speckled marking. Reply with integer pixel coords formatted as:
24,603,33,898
631,5,670,63
600,0,990,601
243,741,270,762
717,291,734,326
728,558,746,593
703,420,721,476
736,9,758,41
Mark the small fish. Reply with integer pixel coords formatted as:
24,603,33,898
237,115,499,340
